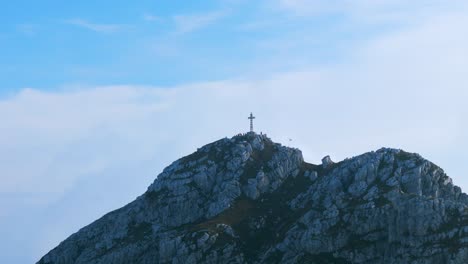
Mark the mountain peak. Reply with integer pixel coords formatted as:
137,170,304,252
38,135,468,264
145,133,303,227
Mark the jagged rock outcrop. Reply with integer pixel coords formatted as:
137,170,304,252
38,133,468,264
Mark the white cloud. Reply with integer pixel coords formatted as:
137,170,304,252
173,11,226,33
0,86,169,192
65,19,126,33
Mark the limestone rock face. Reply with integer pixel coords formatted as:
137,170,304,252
38,136,468,264
321,155,334,168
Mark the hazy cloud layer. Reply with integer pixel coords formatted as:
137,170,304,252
173,11,227,33
64,19,126,33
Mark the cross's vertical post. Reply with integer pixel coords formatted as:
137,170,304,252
248,113,255,132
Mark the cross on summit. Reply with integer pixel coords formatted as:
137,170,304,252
248,112,255,132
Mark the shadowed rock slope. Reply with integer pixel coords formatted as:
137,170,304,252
38,133,468,263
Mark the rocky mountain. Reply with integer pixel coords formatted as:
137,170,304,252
38,132,468,263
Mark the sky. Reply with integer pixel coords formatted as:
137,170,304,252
1,0,468,263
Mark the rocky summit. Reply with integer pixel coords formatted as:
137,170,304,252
38,133,468,264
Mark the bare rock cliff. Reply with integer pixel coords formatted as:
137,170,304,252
38,133,468,263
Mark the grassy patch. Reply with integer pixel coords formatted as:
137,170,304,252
395,150,414,162
194,198,255,232
124,221,153,243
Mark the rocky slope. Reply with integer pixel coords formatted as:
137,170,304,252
38,132,468,263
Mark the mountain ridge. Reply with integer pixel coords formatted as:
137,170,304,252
38,132,468,263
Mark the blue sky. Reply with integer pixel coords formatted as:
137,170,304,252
2,0,468,263
1,0,387,95
3,1,219,90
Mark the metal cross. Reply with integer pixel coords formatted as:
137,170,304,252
248,113,255,132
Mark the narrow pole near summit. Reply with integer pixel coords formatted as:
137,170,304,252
248,113,255,132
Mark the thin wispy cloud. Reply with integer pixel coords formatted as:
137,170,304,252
16,24,38,36
275,0,467,24
173,11,226,33
143,13,160,22
65,19,125,33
